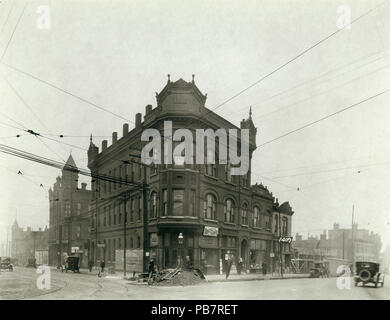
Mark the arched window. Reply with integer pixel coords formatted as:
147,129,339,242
253,206,260,227
150,192,157,218
224,199,235,223
204,194,217,220
241,203,248,225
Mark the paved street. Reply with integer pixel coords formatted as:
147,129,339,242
0,267,389,300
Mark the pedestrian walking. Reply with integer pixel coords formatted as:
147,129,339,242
88,261,93,273
237,257,243,275
98,259,105,277
262,262,267,276
225,255,233,279
148,259,155,285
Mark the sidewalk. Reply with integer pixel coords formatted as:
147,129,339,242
205,272,309,282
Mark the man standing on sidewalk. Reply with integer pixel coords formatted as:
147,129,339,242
225,255,233,279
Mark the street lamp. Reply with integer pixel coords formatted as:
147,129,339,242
178,232,184,268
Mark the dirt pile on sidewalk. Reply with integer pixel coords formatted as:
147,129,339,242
155,270,206,286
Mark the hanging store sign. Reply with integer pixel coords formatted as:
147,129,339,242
71,246,80,253
97,243,106,248
278,237,292,244
203,226,218,237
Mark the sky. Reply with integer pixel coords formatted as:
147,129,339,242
0,0,390,252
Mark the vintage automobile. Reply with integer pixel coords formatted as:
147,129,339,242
309,261,329,278
0,257,14,271
62,256,80,273
354,261,384,287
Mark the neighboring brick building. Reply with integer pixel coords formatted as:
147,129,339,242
48,155,92,268
11,219,48,266
87,77,294,274
292,223,382,274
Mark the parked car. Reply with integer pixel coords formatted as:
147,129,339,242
309,262,329,278
354,261,384,287
62,256,80,273
0,257,14,271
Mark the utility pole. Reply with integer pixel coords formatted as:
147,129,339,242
278,210,283,277
94,174,99,268
128,151,150,274
142,164,149,273
351,204,355,273
123,191,128,278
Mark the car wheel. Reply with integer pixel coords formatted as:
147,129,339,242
375,282,378,288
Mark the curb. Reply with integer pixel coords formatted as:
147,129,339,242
206,275,309,283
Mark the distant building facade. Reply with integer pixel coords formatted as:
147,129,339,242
48,155,92,268
87,77,294,274
292,223,382,273
11,220,48,265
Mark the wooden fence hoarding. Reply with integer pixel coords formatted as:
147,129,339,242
115,249,143,273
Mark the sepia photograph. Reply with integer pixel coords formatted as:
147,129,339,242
0,0,389,306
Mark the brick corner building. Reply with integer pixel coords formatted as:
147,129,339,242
87,77,295,274
48,155,92,268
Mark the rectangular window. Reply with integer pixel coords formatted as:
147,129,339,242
172,189,184,216
282,217,288,235
77,203,81,215
76,225,81,238
189,190,196,216
65,202,71,217
138,196,142,221
162,189,168,216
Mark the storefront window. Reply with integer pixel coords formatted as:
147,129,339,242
204,194,217,220
172,189,184,215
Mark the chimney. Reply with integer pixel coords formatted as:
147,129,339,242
81,183,87,190
123,123,129,136
102,140,107,151
136,113,142,128
145,104,152,115
295,233,302,241
112,132,118,144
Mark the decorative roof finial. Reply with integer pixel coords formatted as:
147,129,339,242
249,106,252,119
167,74,170,83
90,133,92,143
192,74,195,83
